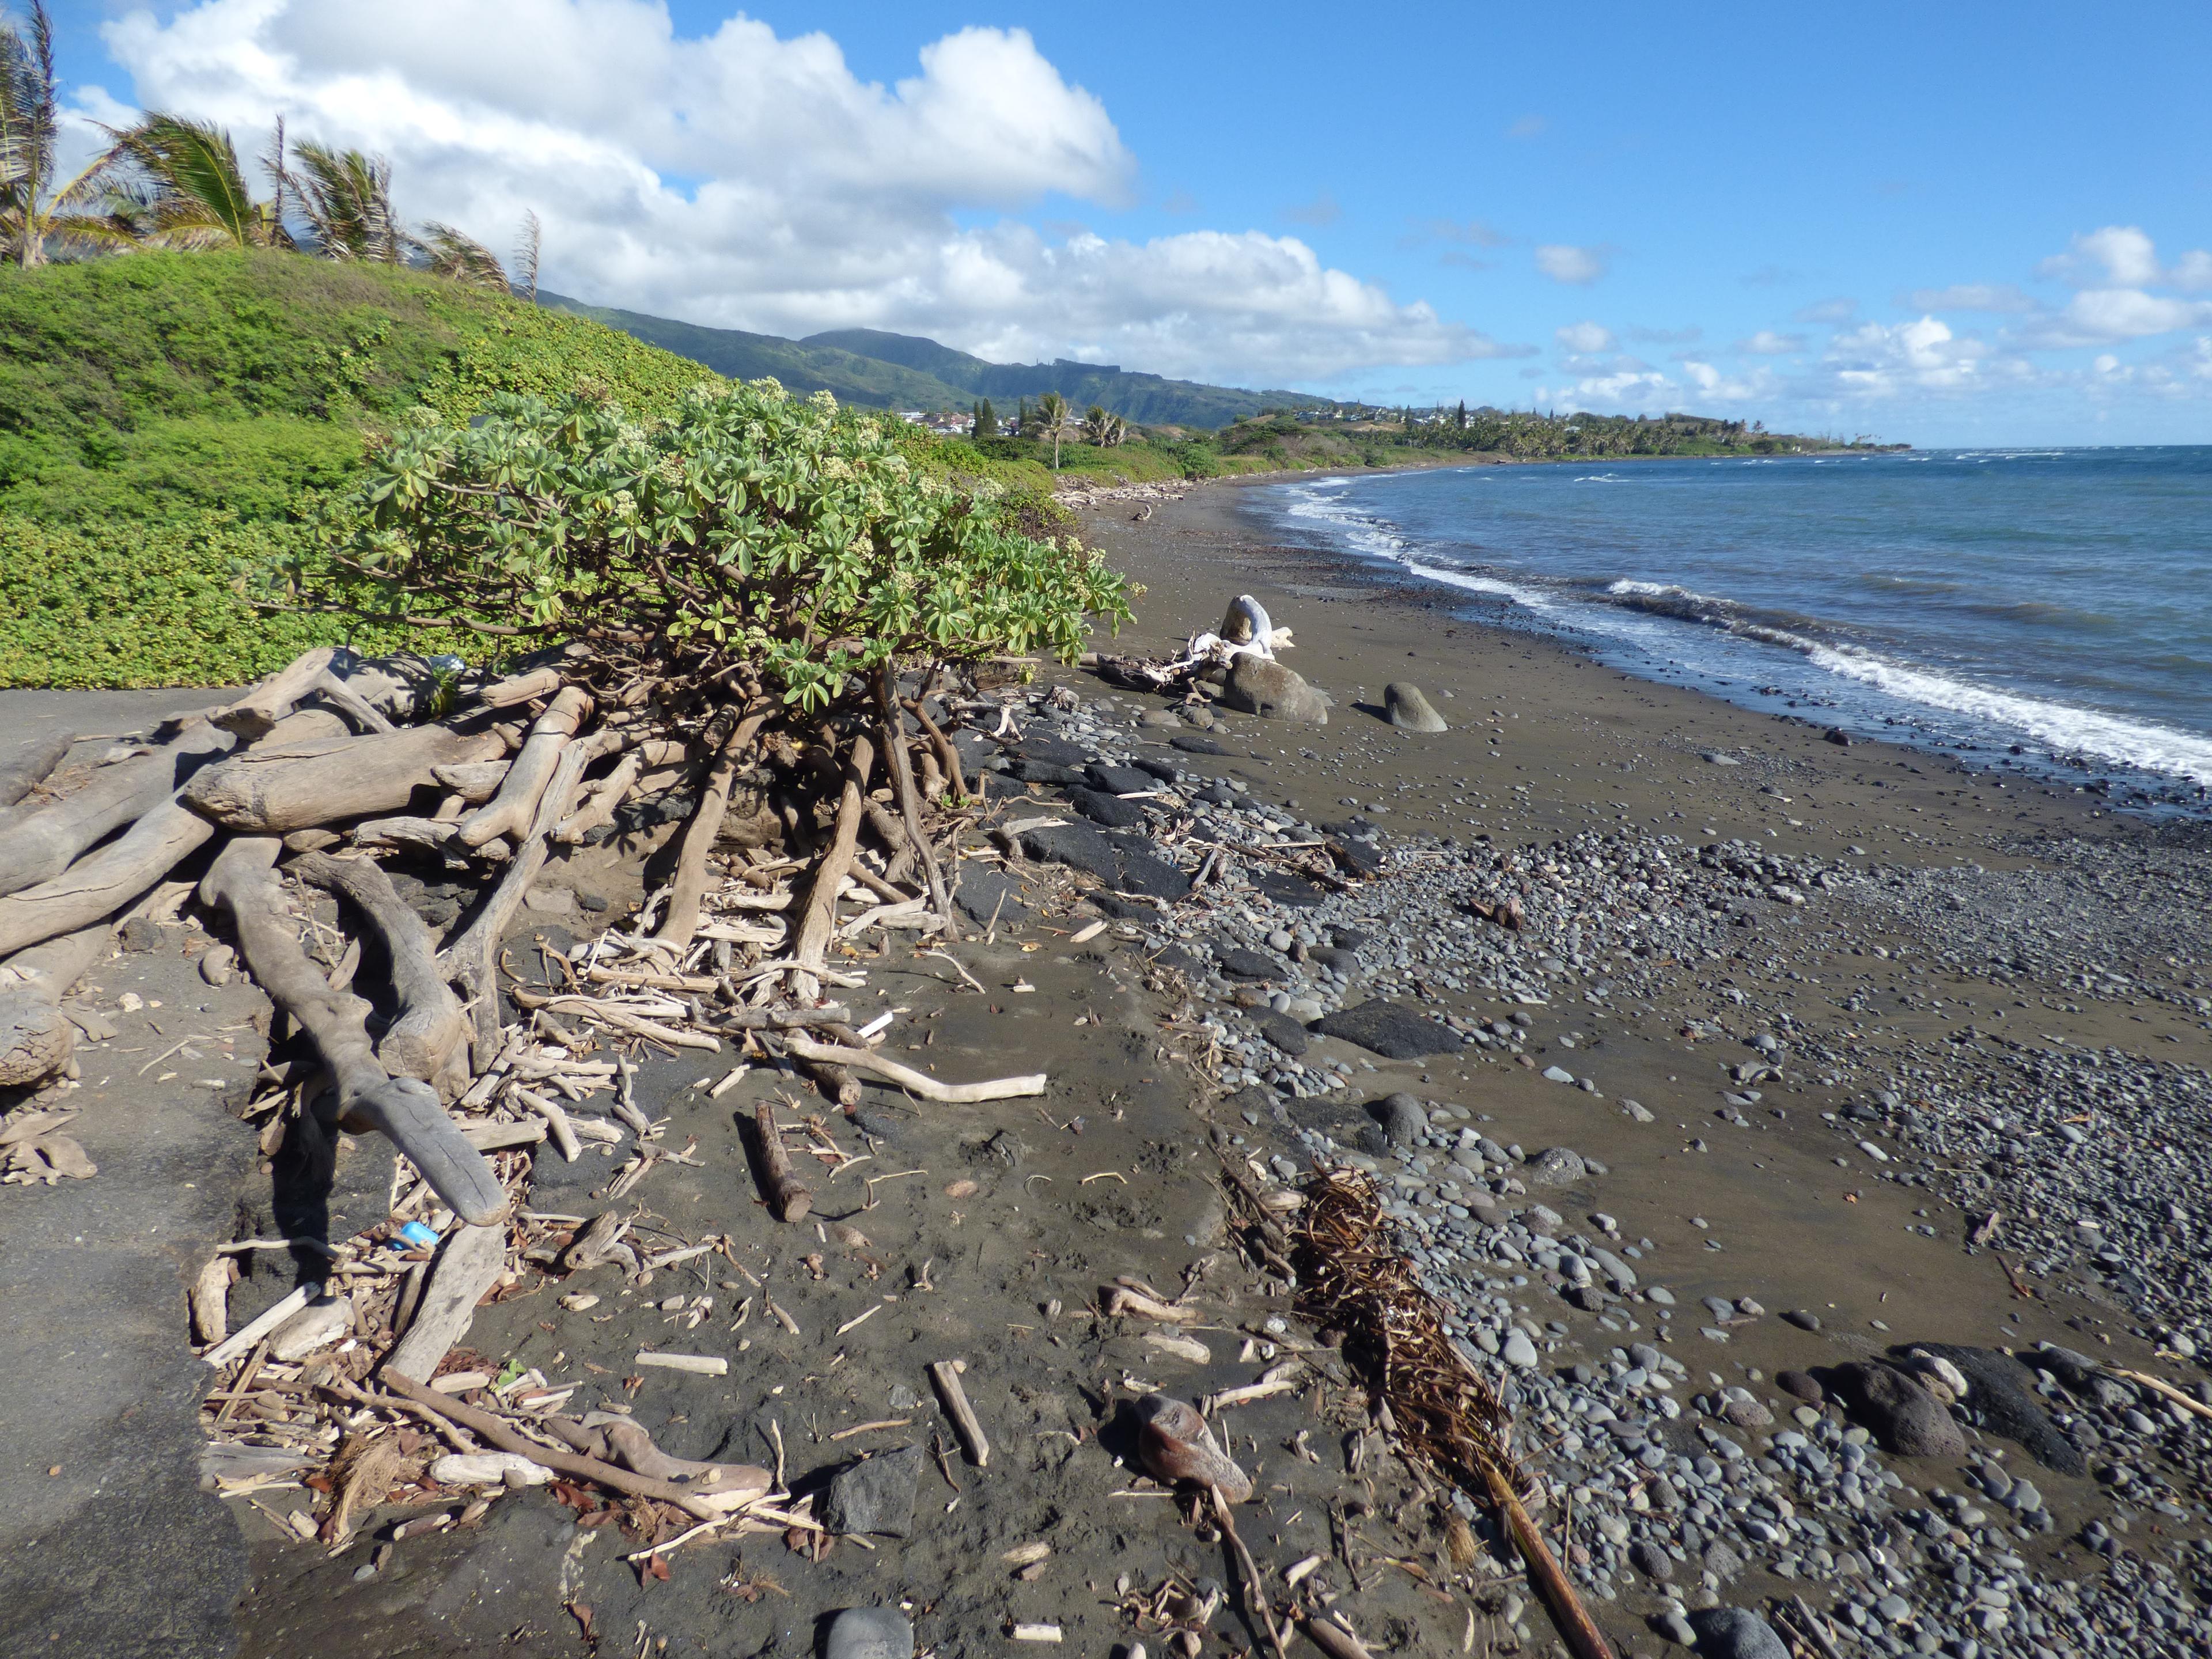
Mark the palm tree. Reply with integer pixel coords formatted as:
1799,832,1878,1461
1035,392,1071,468
512,207,540,300
0,1,133,266
97,113,287,249
1082,404,1113,448
418,221,505,289
284,140,402,262
1107,412,1129,448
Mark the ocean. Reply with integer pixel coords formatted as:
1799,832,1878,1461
1251,446,2212,813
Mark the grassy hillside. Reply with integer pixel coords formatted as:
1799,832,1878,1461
535,293,976,411
800,328,1334,428
0,252,716,688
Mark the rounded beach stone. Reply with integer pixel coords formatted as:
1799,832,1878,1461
1686,1605,1790,1658
824,1607,915,1659
1370,1092,1427,1146
1828,1361,1965,1458
1383,682,1448,733
1221,656,1328,724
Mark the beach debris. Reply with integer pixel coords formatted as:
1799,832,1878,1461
1133,1394,1252,1503
1382,681,1448,733
1294,1168,1616,1659
750,1100,815,1221
820,1443,925,1536
929,1358,990,1467
824,1607,915,1659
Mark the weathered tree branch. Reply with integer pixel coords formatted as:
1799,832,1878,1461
200,839,504,1226
0,720,230,900
291,851,469,1096
789,733,874,1003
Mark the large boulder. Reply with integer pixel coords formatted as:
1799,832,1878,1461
1827,1361,1965,1458
1384,682,1448,733
1314,1001,1464,1059
1222,656,1328,724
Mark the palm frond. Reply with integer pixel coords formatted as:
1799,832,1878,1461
287,139,400,262
417,220,506,289
102,113,261,245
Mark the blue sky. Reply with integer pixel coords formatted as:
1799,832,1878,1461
44,1,2212,444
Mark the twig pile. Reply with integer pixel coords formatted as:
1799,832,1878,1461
1293,1168,1619,1659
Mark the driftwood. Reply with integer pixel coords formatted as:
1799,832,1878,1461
781,1035,1044,1102
471,666,563,710
748,1101,813,1221
0,728,73,811
184,723,507,834
384,1219,508,1381
440,730,616,1063
430,759,512,804
655,708,768,950
456,686,592,849
0,720,230,900
377,1373,748,1522
790,733,874,1002
554,749,643,844
929,1358,990,1467
290,852,468,1094
876,672,952,934
200,839,504,1226
0,798,217,959
0,921,111,1088
211,646,343,740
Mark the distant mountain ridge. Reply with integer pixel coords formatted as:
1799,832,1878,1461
536,294,1331,428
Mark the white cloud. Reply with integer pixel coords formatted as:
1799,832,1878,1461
2040,225,2161,288
2037,225,2212,294
1821,316,1991,395
1903,283,2035,313
1534,243,1608,285
1733,329,1805,355
2018,289,2212,350
99,0,1505,383
1554,320,1613,354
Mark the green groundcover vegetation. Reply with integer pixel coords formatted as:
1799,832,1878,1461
0,251,722,688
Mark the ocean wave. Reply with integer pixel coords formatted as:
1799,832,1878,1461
1574,473,1631,483
1806,646,2212,783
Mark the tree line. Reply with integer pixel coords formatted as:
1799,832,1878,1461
1,2,532,289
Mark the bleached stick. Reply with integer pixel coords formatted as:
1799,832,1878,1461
783,1035,1044,1102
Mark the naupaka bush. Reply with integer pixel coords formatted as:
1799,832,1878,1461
325,377,1131,706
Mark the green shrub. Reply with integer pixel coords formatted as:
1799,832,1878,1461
0,509,432,690
313,380,1131,709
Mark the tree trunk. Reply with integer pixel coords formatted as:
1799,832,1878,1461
183,722,507,834
653,707,768,951
200,839,505,1226
789,733,874,1004
875,670,951,935
0,721,230,899
291,852,469,1096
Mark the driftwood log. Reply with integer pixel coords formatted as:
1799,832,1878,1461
0,728,74,812
0,719,230,900
748,1101,813,1221
654,707,767,950
0,921,111,1088
183,723,508,834
0,798,216,959
384,1218,508,1381
455,685,592,849
290,852,469,1095
199,838,504,1226
790,733,874,1003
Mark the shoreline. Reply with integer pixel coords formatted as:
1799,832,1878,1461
1108,461,2212,824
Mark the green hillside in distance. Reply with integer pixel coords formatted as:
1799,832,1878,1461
802,328,1334,427
535,292,1332,428
535,293,975,410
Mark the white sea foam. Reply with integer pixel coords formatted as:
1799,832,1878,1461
1805,645,2212,785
